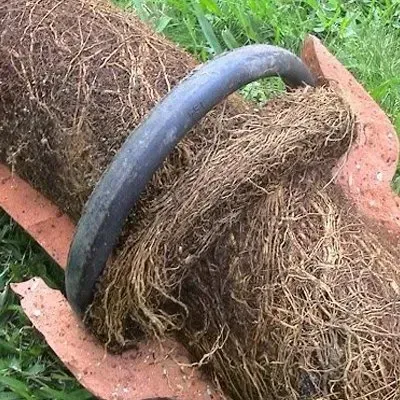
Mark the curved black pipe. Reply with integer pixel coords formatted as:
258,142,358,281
65,44,316,316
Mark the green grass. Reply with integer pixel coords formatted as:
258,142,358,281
1,0,399,397
115,0,399,124
116,0,400,182
332,22,400,131
0,213,93,399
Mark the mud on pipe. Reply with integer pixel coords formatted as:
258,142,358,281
65,44,316,316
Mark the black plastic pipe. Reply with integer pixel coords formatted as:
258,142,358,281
65,44,316,317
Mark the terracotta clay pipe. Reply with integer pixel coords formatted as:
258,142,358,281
65,44,316,317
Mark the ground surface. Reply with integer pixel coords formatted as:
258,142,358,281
0,0,399,397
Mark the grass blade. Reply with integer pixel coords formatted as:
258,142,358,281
221,28,240,49
191,0,223,54
131,0,150,21
199,0,221,15
155,15,172,32
0,392,23,400
0,339,19,356
0,376,31,399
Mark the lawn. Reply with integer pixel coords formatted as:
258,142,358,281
0,214,94,399
1,0,399,397
132,1,400,126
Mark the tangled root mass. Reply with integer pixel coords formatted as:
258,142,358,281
1,1,400,399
